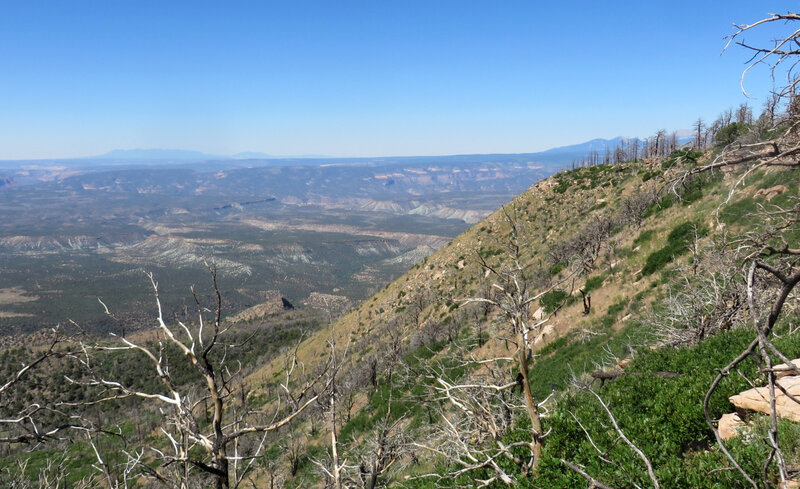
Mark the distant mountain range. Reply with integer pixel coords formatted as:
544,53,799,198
95,138,638,162
92,149,228,161
538,137,629,155
538,134,693,160
82,137,642,165
91,149,326,161
1,135,694,170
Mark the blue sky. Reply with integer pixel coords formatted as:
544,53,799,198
0,1,795,159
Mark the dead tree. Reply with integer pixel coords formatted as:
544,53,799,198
580,289,591,315
313,310,407,489
630,138,640,162
314,322,348,489
647,242,747,347
413,206,577,484
693,118,706,149
413,351,533,487
0,450,99,489
550,214,614,273
355,400,406,489
69,267,332,489
616,187,659,229
725,12,800,99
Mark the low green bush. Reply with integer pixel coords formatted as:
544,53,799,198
550,261,566,276
719,197,758,225
715,122,748,147
633,229,656,247
642,194,675,219
538,326,800,489
540,289,570,313
641,221,707,276
582,275,605,294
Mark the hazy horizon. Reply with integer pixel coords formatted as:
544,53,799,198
0,135,651,163
1,1,792,159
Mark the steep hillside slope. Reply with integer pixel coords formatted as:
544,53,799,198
245,146,799,488
251,153,689,388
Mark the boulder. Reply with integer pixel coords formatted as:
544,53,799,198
773,359,800,378
718,412,745,441
729,376,800,422
754,184,788,201
616,358,633,369
533,323,554,346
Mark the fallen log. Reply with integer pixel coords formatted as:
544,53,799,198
591,370,681,386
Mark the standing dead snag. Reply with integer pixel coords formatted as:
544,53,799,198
414,206,577,485
355,395,407,489
313,305,408,489
580,289,591,315
0,450,100,489
467,207,551,475
312,309,351,489
70,267,332,489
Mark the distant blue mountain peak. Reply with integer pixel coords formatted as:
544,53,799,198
92,149,228,161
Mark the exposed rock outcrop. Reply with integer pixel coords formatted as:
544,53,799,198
228,290,293,323
720,358,800,441
718,412,745,441
773,359,800,378
729,370,800,422
754,184,788,201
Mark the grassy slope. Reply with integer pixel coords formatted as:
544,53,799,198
244,148,800,487
250,162,638,380
250,156,713,391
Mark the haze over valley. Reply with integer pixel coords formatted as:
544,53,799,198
0,143,607,334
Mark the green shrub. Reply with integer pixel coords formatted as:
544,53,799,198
633,229,656,247
540,289,569,313
641,221,707,276
715,122,748,147
642,247,677,275
666,220,699,244
642,194,675,219
661,148,703,171
719,197,758,225
639,169,658,182
554,178,571,194
583,275,605,294
606,299,626,318
536,327,800,489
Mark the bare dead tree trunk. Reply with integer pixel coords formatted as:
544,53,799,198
413,206,579,485
516,324,543,474
580,289,591,315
